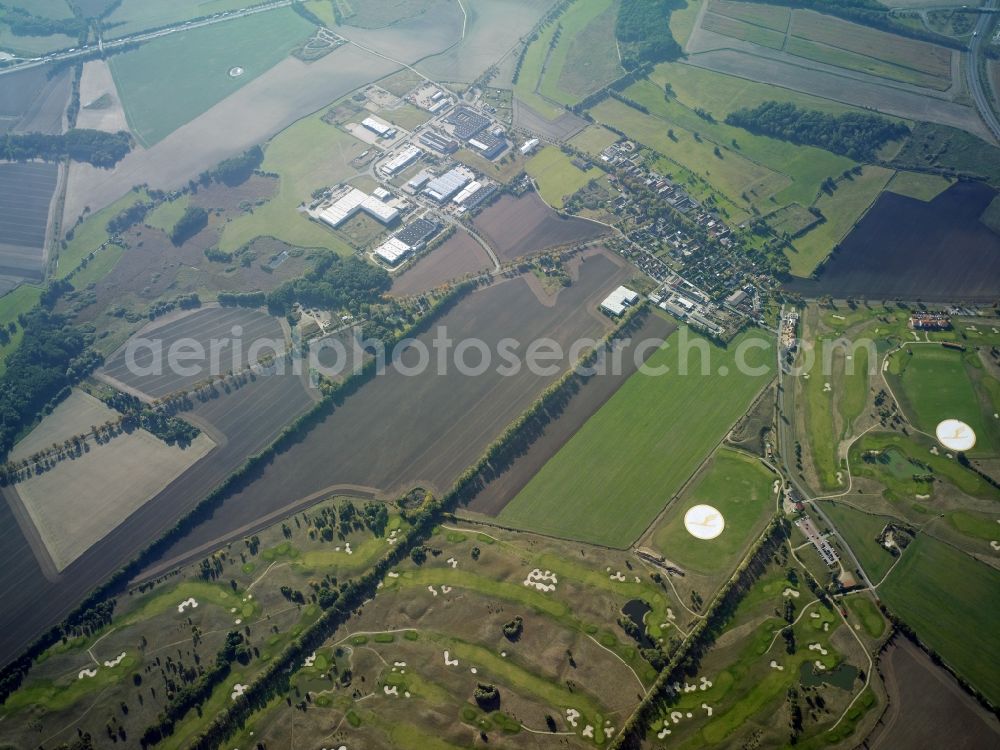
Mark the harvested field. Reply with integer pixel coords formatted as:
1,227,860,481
9,390,214,572
103,0,253,39
785,180,1000,301
701,12,786,50
473,192,607,260
512,98,588,142
75,59,128,134
62,44,398,227
0,366,314,665
389,228,492,297
156,251,631,562
101,306,286,399
709,0,790,31
0,162,57,285
9,67,70,135
867,639,1000,749
466,312,677,516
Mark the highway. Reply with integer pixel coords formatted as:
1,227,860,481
0,0,292,77
966,0,1000,142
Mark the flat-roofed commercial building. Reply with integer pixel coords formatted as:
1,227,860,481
423,166,474,203
600,285,639,316
318,188,399,228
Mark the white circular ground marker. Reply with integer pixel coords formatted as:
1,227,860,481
684,504,725,540
228,66,245,78
936,419,976,452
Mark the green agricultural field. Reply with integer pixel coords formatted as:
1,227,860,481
103,0,253,39
144,194,190,233
512,18,564,120
946,510,1000,543
0,26,76,56
109,8,315,145
790,165,894,277
819,502,897,583
56,188,151,279
589,97,789,220
670,0,703,47
537,0,622,106
650,448,777,575
709,0,790,31
622,78,855,209
888,344,999,456
0,285,42,375
525,146,603,208
498,327,775,548
701,11,787,49
880,534,1000,705
568,124,621,156
885,170,952,201
218,112,367,255
782,36,949,91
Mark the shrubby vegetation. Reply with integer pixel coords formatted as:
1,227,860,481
615,0,683,69
725,101,910,161
200,146,264,187
103,392,201,447
107,201,153,235
0,4,86,37
169,206,208,246
0,129,132,168
265,254,390,315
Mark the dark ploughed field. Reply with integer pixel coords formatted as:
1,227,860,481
785,181,1000,301
466,312,677,516
473,191,608,261
389,227,492,297
0,163,57,286
866,638,1000,749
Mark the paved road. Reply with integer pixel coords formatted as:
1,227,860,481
967,0,1000,142
0,0,292,77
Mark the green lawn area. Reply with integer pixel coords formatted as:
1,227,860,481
109,7,315,145
790,165,894,277
144,194,190,233
701,11,787,49
650,448,776,575
0,285,42,375
623,77,855,212
880,534,1000,705
525,146,603,208
669,0,703,47
946,510,1000,543
537,0,621,106
567,124,621,156
885,170,952,201
103,0,254,39
845,594,885,638
512,19,564,120
850,432,1000,502
589,97,789,220
56,188,150,279
497,327,775,548
217,113,366,255
889,344,999,456
819,502,897,583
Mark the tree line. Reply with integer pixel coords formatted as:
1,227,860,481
0,129,132,168
265,253,391,315
725,101,910,161
615,0,684,69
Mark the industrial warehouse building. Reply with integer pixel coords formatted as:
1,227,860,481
423,166,474,203
600,286,639,316
468,131,507,160
380,145,422,176
443,106,490,140
373,218,439,267
318,188,399,229
419,130,459,154
362,116,396,139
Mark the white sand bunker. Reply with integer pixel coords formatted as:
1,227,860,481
990,541,1000,551
814,660,825,670
177,598,198,613
383,685,398,696
657,726,672,738
228,66,244,77
388,529,399,544
446,557,458,568
78,668,98,679
582,725,594,738
304,652,317,668
769,660,784,671
684,504,725,540
610,571,626,582
388,571,399,578
566,708,580,727
103,652,126,668
699,676,713,690
782,588,800,598
443,651,458,666
428,585,438,597
810,612,820,619
808,643,828,656
441,585,452,594
936,419,976,452
231,683,249,700
823,382,831,393
344,542,352,555
524,569,557,592
702,703,713,716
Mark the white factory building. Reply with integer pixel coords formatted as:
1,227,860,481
373,237,412,267
318,188,399,229
600,286,639,316
452,180,482,205
423,166,475,203
520,138,540,155
380,145,422,176
362,116,396,138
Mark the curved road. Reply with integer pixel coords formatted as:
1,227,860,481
967,0,1000,142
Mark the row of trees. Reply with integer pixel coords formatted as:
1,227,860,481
265,253,391,315
0,129,132,168
725,101,910,162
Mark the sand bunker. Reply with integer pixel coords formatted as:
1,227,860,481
103,652,126,668
178,598,198,613
443,650,458,666
524,569,558,592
